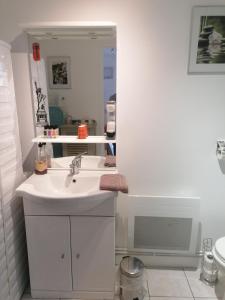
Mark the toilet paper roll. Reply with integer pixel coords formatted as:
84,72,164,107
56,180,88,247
203,251,217,271
107,121,116,133
217,149,225,160
202,266,218,283
107,104,116,113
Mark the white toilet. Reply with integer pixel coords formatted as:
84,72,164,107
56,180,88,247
213,237,225,274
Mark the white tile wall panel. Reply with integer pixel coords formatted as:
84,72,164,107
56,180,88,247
4,212,24,237
4,206,24,233
0,148,17,164
1,180,17,201
10,268,28,300
6,230,26,262
0,87,10,99
0,136,14,151
0,271,9,289
2,193,17,208
0,232,5,248
0,103,12,116
0,41,28,300
0,253,7,271
6,230,26,256
1,162,20,178
0,283,10,300
9,260,28,299
3,198,23,219
0,239,6,260
7,244,27,275
1,177,22,202
0,229,4,246
0,122,14,135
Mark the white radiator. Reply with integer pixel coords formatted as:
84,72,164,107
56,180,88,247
128,195,200,255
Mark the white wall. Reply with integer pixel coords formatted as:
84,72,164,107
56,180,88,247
1,0,225,260
30,38,115,135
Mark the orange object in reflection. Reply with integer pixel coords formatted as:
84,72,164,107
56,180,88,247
78,124,88,139
32,43,40,61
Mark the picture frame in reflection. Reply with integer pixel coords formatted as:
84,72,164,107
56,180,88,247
189,6,225,73
48,56,71,88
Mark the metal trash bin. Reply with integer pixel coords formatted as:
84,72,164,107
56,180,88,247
120,256,146,300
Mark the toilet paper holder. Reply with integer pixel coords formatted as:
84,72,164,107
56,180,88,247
216,140,225,159
200,238,218,286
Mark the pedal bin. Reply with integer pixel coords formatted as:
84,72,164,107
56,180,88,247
120,256,146,300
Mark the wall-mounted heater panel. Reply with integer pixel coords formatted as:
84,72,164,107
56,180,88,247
128,196,200,255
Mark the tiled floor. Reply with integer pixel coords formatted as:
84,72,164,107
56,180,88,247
22,267,225,300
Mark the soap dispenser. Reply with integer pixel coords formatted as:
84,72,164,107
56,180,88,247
35,143,47,175
106,100,116,139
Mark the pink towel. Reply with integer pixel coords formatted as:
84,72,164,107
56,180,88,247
104,155,116,167
100,174,128,193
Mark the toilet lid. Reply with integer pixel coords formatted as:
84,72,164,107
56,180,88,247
214,237,225,263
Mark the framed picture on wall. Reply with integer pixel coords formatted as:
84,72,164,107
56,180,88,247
48,56,71,88
188,6,225,74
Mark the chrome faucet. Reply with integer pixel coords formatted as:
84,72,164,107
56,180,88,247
69,152,87,175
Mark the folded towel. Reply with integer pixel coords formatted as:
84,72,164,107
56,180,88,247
100,174,128,193
104,155,116,167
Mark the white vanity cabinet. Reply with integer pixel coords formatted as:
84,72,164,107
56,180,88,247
23,194,116,299
71,216,114,291
25,216,72,292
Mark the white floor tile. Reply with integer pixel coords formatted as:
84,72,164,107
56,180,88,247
114,297,149,300
146,269,193,297
150,298,193,300
184,268,225,298
115,265,120,295
22,295,59,300
195,299,222,300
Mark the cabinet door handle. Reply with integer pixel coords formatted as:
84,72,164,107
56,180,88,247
61,254,65,259
76,253,80,259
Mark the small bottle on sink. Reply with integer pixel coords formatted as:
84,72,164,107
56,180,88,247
35,143,48,175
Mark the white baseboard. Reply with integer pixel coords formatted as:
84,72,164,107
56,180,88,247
116,249,201,268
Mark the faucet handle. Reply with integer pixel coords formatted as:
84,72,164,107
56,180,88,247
76,151,87,159
75,158,81,168
71,151,87,168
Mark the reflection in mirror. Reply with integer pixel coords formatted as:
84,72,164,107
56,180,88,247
28,26,116,159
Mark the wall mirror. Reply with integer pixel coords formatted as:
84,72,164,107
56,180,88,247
26,24,116,159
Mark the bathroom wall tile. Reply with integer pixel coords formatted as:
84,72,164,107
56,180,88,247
184,268,225,298
146,269,193,297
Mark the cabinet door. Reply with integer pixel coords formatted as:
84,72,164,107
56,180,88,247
71,217,115,291
25,216,72,291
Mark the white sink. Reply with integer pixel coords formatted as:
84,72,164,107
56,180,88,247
51,155,116,171
16,170,117,216
17,170,116,200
